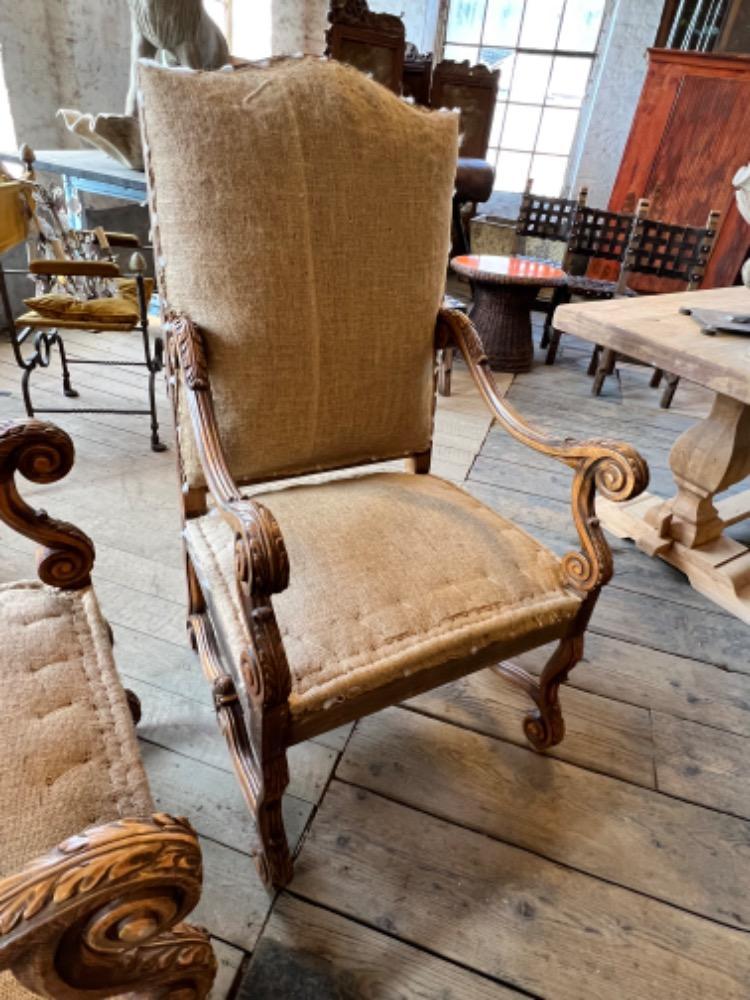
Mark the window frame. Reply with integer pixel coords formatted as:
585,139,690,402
441,0,607,194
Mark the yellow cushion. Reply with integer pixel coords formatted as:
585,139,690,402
184,473,582,717
140,58,459,489
24,293,139,324
115,275,155,303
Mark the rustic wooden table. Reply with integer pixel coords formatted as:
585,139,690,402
555,284,750,624
451,254,566,373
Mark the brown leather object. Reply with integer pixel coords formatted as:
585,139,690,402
455,157,494,204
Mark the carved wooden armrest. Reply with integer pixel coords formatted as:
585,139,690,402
0,814,216,999
28,258,121,278
166,313,293,708
438,309,649,594
0,420,94,589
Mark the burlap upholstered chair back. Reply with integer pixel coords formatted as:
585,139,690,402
139,58,458,487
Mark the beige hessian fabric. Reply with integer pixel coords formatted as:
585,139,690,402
0,582,153,883
139,58,458,488
0,971,36,999
184,472,582,716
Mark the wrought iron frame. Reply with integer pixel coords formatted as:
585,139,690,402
0,148,165,452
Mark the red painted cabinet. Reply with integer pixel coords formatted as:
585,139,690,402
594,48,750,291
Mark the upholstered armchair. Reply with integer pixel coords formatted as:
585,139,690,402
139,57,648,890
0,419,215,997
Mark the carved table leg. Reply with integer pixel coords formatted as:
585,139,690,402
469,281,539,373
598,392,750,623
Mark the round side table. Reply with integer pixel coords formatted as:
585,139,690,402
451,254,567,373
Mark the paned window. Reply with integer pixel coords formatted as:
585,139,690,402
443,0,606,194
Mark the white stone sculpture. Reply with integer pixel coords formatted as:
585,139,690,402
733,163,750,288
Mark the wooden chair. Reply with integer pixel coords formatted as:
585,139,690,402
324,0,405,94
139,56,647,890
402,43,432,106
0,418,215,998
513,176,583,254
544,203,635,365
592,198,722,406
0,147,165,451
431,58,499,258
512,178,586,347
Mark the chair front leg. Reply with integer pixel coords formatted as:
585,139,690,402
438,345,454,396
544,326,562,365
660,373,680,409
586,343,601,377
592,347,617,396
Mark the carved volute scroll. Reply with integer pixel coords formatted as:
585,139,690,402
438,308,649,595
0,814,216,998
166,310,209,391
0,420,95,589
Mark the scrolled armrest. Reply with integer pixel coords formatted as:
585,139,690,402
438,308,649,593
0,419,94,589
0,814,216,998
165,312,293,710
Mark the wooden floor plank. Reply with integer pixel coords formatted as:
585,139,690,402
130,674,338,805
408,669,657,787
193,837,272,953
653,711,750,819
139,741,312,857
209,940,245,1000
293,781,750,1000
241,895,525,999
513,633,750,738
337,708,750,929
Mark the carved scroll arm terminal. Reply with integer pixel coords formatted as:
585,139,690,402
438,309,649,594
0,813,216,999
0,420,95,589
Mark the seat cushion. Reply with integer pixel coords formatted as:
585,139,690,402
185,472,582,717
0,582,153,881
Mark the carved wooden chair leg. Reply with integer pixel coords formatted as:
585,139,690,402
438,346,453,396
660,373,679,409
592,347,617,396
190,613,294,890
526,633,583,749
494,633,583,752
253,744,294,890
586,343,601,377
649,367,664,388
545,327,562,365
539,323,551,350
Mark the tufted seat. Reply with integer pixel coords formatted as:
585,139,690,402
185,472,583,717
0,582,152,881
0,581,153,1000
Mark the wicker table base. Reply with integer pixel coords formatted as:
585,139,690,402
451,255,567,375
469,281,540,373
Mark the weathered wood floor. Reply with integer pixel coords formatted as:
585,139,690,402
1,323,749,999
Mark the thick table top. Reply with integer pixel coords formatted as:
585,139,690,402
555,285,750,405
0,148,147,194
451,254,567,286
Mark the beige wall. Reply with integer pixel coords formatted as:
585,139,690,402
0,0,130,150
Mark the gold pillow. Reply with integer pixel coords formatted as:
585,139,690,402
24,294,139,324
115,276,155,303
24,277,154,325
